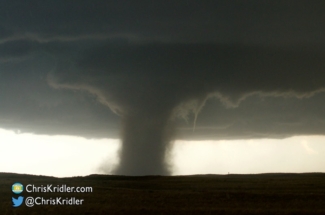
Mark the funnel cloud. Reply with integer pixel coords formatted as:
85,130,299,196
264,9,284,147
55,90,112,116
48,44,325,175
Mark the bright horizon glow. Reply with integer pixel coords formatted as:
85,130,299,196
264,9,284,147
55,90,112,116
0,128,119,177
172,137,325,175
0,128,324,177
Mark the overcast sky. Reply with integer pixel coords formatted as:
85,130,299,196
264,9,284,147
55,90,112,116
1,1,325,176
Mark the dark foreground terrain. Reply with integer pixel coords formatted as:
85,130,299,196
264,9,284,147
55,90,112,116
1,173,325,214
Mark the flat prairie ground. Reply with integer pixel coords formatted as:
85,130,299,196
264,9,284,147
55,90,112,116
1,173,325,214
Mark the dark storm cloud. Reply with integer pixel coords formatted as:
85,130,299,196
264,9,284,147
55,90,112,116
46,42,325,139
1,1,325,45
1,1,325,175
178,92,325,140
50,43,325,110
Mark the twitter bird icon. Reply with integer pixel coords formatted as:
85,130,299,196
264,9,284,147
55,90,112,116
12,196,24,207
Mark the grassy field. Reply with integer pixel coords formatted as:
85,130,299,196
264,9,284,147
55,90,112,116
1,173,325,214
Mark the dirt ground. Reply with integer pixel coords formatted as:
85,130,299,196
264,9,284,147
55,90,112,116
1,173,325,214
